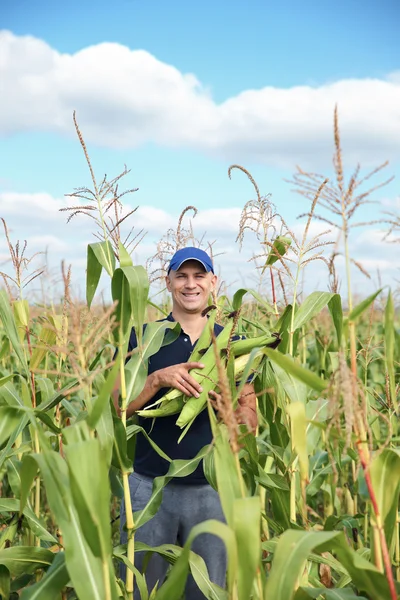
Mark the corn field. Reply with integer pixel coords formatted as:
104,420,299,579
0,111,399,600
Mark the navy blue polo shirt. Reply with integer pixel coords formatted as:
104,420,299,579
128,313,224,484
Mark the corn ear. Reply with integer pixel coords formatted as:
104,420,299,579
188,308,217,363
136,396,184,418
230,333,278,356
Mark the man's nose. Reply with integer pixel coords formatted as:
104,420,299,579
184,277,197,288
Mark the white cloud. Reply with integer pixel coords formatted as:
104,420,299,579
1,30,400,167
0,190,398,302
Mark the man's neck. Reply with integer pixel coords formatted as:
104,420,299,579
171,308,207,341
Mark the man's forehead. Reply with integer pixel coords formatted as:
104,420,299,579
175,260,207,273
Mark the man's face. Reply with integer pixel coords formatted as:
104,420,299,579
166,260,217,314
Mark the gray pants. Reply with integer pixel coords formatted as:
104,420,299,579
120,472,227,599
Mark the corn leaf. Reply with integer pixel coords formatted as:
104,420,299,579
118,241,133,267
384,291,397,411
65,439,112,559
0,290,29,376
232,288,274,313
295,588,368,599
0,547,54,577
264,349,327,394
27,450,117,600
133,445,210,530
346,288,383,323
287,402,309,479
292,291,335,332
263,235,292,269
86,240,115,308
328,293,343,346
0,406,27,446
154,520,237,600
232,496,260,599
369,448,400,552
20,552,69,600
0,565,10,600
265,530,341,599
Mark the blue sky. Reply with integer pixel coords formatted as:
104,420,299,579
1,0,399,301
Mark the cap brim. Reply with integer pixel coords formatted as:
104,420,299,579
169,258,212,273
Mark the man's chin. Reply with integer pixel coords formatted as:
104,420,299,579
181,302,206,314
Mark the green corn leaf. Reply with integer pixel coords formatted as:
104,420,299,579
188,550,228,600
369,448,400,552
29,449,120,600
0,290,29,376
20,552,69,600
0,564,10,600
384,291,397,411
112,416,133,474
328,293,343,346
232,496,261,599
272,361,308,404
126,424,171,462
0,499,58,544
346,288,383,323
65,439,112,559
35,378,78,413
208,413,244,527
263,235,292,269
322,534,395,599
86,240,115,308
29,319,57,371
265,530,341,599
118,241,133,267
0,547,54,577
111,268,132,345
12,299,29,343
87,358,120,429
0,406,26,446
232,288,274,314
292,291,335,332
287,402,309,480
133,445,210,530
264,349,327,394
256,467,289,491
154,520,237,600
125,265,149,349
295,588,368,599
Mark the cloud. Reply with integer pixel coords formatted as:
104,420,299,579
1,30,400,168
0,190,398,303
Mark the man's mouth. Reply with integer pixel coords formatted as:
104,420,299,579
182,293,200,298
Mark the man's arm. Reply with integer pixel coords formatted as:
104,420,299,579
112,372,161,419
209,382,258,434
235,383,258,433
112,361,206,419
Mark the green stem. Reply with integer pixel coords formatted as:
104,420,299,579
396,516,400,581
95,191,114,273
343,221,358,376
119,350,135,598
101,559,112,600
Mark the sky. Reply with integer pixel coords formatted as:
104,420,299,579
0,0,399,305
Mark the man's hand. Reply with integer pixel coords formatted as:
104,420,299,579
209,383,257,434
154,362,205,398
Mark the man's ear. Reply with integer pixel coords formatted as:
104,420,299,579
166,274,172,292
211,274,218,292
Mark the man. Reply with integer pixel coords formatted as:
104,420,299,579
115,247,257,599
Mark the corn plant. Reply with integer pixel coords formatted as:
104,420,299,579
0,112,399,600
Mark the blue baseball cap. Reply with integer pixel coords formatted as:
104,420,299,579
168,247,214,274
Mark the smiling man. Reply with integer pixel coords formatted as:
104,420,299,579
116,247,257,599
